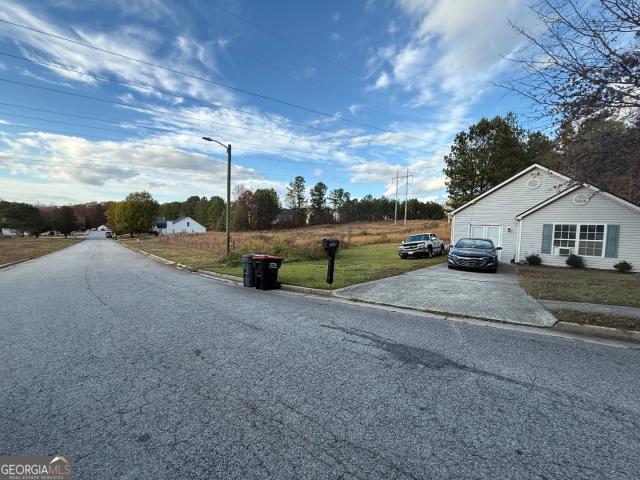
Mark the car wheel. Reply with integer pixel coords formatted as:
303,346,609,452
490,268,497,273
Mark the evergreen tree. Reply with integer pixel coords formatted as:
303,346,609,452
253,188,280,230
309,182,331,225
286,176,306,227
51,206,78,238
444,113,551,209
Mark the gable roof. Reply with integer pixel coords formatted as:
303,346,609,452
170,216,205,226
448,163,571,216
516,182,640,219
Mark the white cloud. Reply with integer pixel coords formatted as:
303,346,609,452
313,168,323,177
369,71,391,90
368,0,537,108
0,1,233,104
348,104,364,116
0,131,291,203
332,12,342,22
330,32,342,41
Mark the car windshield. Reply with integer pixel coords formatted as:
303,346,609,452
405,234,426,242
455,239,494,249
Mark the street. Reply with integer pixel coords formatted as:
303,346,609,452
1,234,639,479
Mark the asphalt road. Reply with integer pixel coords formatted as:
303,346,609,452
1,233,639,479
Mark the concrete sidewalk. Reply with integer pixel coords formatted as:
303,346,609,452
334,262,557,327
541,300,640,319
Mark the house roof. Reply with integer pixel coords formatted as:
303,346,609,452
170,216,205,226
448,163,570,216
516,182,640,219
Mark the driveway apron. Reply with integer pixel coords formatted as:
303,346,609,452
335,262,557,327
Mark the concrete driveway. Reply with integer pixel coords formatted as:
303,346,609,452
335,262,557,327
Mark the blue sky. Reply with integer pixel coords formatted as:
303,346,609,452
0,0,541,206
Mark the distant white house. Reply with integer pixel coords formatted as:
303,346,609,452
153,216,206,235
449,163,640,271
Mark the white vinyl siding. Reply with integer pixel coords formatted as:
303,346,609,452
452,167,567,262
157,216,206,235
519,187,640,271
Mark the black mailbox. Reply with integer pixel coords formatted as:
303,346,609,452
322,238,340,284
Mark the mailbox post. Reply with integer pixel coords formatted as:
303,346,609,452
322,238,340,285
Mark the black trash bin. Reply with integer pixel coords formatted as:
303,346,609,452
242,254,257,287
253,255,284,290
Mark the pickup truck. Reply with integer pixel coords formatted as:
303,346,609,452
398,232,446,258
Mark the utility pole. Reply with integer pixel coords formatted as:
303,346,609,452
394,170,399,225
225,143,231,254
391,170,413,226
404,168,410,226
202,137,232,254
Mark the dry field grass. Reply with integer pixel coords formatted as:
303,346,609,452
0,237,80,265
145,219,450,260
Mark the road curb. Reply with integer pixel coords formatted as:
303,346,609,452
279,283,333,297
0,258,30,270
195,269,243,284
553,321,640,345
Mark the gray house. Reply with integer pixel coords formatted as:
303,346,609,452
449,163,640,271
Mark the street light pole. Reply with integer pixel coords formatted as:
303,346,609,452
202,137,232,254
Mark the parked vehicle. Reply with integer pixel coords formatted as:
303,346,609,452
399,233,446,258
447,238,501,273
105,232,112,238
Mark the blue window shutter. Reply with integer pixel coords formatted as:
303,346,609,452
541,224,553,254
605,225,620,258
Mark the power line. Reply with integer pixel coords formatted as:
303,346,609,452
0,17,432,143
0,50,432,149
0,78,434,157
0,102,390,160
0,102,396,160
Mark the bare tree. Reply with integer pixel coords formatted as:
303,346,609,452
504,0,640,123
502,0,640,203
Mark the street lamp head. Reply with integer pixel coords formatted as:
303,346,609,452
202,136,213,141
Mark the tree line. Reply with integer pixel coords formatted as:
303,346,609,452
0,201,80,237
153,178,445,233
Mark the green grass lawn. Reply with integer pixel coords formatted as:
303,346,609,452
209,243,445,289
122,239,445,289
519,265,640,307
